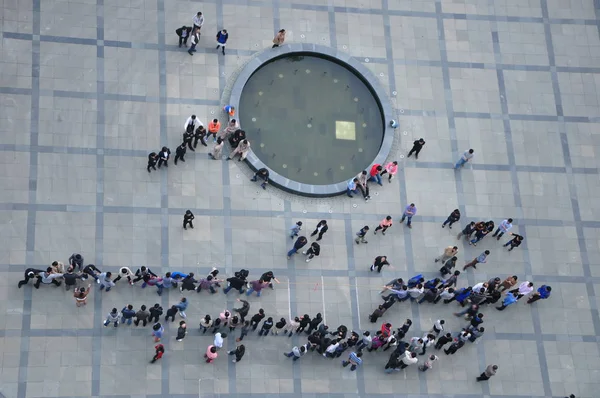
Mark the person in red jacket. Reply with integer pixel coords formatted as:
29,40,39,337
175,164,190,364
369,164,383,186
151,344,164,363
380,322,392,338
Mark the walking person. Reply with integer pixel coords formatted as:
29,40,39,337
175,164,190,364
147,152,158,173
457,221,475,240
287,236,308,260
199,315,213,334
184,114,202,134
354,225,369,244
157,146,170,168
399,351,418,369
246,279,267,297
250,168,269,190
503,233,524,251
455,149,474,169
496,292,518,311
192,12,204,31
493,218,513,240
176,321,187,342
310,220,329,241
341,351,363,371
233,298,250,322
374,216,392,235
476,365,498,381
527,285,551,304
73,284,92,307
463,250,490,271
174,142,187,165
272,29,286,48
227,344,245,363
150,344,165,363
434,333,453,350
380,161,398,183
303,242,320,262
223,275,245,294
435,246,458,264
442,209,461,229
418,354,438,372
284,344,308,361
407,138,425,159
213,332,227,350
236,321,250,342
62,267,84,291
370,255,390,273
469,220,493,246
183,210,194,229
176,26,192,47
175,297,188,318
215,29,228,55
250,309,266,331
273,318,287,335
188,28,200,56
400,203,417,228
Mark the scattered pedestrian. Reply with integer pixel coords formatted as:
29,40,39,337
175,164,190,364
493,218,513,240
150,344,164,363
476,364,498,381
176,26,192,48
303,242,320,262
503,233,523,251
192,12,204,31
442,209,461,229
355,225,369,244
246,279,267,297
251,168,269,190
370,255,390,273
380,161,398,182
228,344,245,363
188,28,200,55
310,220,329,241
233,298,250,321
463,250,490,271
455,148,474,169
236,320,250,341
287,236,307,259
418,354,438,372
175,297,188,318
374,215,392,235
401,203,417,228
215,29,228,54
272,29,285,48
435,245,458,264
407,138,425,159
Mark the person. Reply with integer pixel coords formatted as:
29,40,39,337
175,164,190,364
407,138,425,159
113,267,135,285
272,29,285,48
493,218,513,240
470,220,494,246
176,26,192,47
207,119,221,142
192,11,204,31
148,304,163,324
199,315,213,334
399,351,418,369
227,139,251,161
165,305,178,322
504,233,523,251
157,146,170,168
310,220,328,241
258,317,274,336
150,344,164,363
174,142,187,165
347,178,360,197
419,354,438,372
273,318,287,335
455,148,474,169
228,344,245,363
183,210,194,229
34,268,63,289
368,164,383,186
435,246,458,264
341,351,363,371
133,305,150,327
183,128,195,152
156,272,175,296
463,250,490,270
440,257,458,277
509,281,534,300
197,275,218,294
223,105,235,117
435,287,455,304
223,275,245,294
442,209,461,228
132,266,158,287
444,338,465,355
289,221,303,239
246,280,267,297
121,305,136,325
283,317,300,337
527,285,551,304
18,268,45,288
401,203,417,228
208,137,224,160
191,126,206,149
303,242,320,262
468,327,485,342
184,114,202,134
251,168,269,190
355,170,371,201
287,236,307,259
496,291,518,311
380,161,398,182
233,298,250,322
68,254,84,271
374,216,392,235
476,364,498,381
355,225,369,244
74,284,91,307
62,267,83,291
205,345,218,363
457,221,475,240
175,297,188,318
147,152,158,172
434,332,452,349
370,255,390,273
219,119,239,142
229,129,246,148
188,28,200,56
498,275,518,292
284,344,308,361
104,308,120,327
214,332,226,350
215,29,228,55
176,321,187,341
304,313,322,334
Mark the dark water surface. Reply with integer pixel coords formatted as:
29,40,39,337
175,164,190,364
238,54,384,185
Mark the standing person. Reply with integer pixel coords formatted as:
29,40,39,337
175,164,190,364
18,268,45,288
174,142,187,165
440,257,458,277
310,220,329,241
273,318,287,335
399,351,418,369
132,266,158,287
287,236,307,259
341,351,363,371
121,305,136,325
97,271,115,292
68,253,84,271
303,242,320,262
493,218,513,240
463,250,490,271
455,149,475,169
289,221,303,239
370,255,390,273
418,354,439,372
457,221,476,240
236,321,250,342
188,28,200,56
194,125,207,148
430,319,445,336
227,139,251,161
176,321,187,342
165,305,178,322
175,297,188,318
219,119,239,141
183,210,194,230
283,317,300,337
204,346,218,363
444,339,465,355
476,365,498,381
157,146,170,168
199,315,213,334
435,246,458,264
355,170,371,201
442,209,461,229
184,114,202,134
207,119,221,142
51,260,65,274
156,272,175,296
148,304,163,324
103,308,120,327
527,285,551,304
176,26,192,48
134,305,150,327
272,29,286,48
407,138,425,159
374,215,393,235
400,203,417,229
150,344,164,363
213,332,227,350
368,164,383,186
73,284,92,307
468,327,485,342
192,12,204,31
250,168,269,190
503,233,524,251
496,292,518,311
246,279,267,297
355,225,369,244
209,137,224,160
228,344,245,363
183,128,195,152
215,29,228,55
380,161,399,182
498,275,518,292
258,317,274,336
250,309,266,331
509,281,534,300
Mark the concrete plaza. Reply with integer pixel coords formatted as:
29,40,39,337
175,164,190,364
1,0,600,397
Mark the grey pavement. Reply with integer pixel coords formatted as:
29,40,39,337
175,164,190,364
0,0,600,397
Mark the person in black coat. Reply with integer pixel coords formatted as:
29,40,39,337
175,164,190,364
228,344,245,363
174,143,187,165
183,129,195,151
176,26,192,47
434,332,453,349
296,314,311,333
194,125,207,148
310,220,329,241
370,255,390,273
251,168,269,190
147,152,158,173
407,138,425,159
442,209,461,229
287,236,308,259
183,210,195,229
303,242,320,262
229,129,246,148
305,313,323,334
234,298,250,321
180,273,198,292
18,268,45,288
63,267,84,291
224,276,246,294
250,309,265,331
148,304,163,323
157,147,170,168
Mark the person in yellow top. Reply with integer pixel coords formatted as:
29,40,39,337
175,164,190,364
207,119,221,142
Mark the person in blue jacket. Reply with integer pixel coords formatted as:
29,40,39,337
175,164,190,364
121,304,136,325
496,292,518,311
407,274,424,288
215,29,228,55
527,285,551,304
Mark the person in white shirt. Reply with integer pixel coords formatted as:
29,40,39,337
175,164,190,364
188,29,200,56
34,267,63,288
419,354,439,372
192,12,204,31
323,341,340,358
399,351,418,369
113,267,135,285
184,115,202,134
213,332,226,350
493,218,513,240
408,284,424,300
430,319,445,336
455,148,474,169
509,281,534,299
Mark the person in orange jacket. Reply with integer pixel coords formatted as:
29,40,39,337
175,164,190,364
207,119,221,143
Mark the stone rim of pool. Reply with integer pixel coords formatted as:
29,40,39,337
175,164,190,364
228,43,396,197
